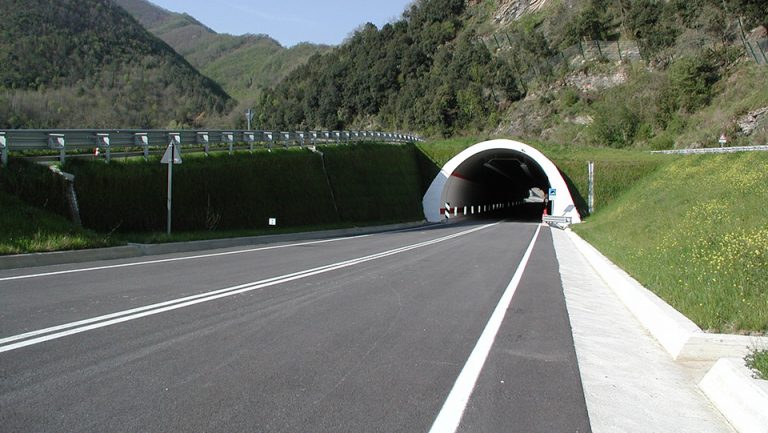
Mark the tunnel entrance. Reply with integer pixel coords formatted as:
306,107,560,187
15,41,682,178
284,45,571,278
422,139,581,223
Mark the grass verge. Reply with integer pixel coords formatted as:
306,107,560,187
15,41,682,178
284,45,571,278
574,152,768,334
0,191,116,255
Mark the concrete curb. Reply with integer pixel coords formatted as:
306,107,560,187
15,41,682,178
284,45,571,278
565,230,768,433
0,221,429,271
700,358,768,433
566,230,768,361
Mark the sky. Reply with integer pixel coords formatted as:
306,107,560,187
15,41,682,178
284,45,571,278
148,0,415,47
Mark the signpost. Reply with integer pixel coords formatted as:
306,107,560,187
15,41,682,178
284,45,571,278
719,133,727,147
548,187,557,216
245,108,255,131
161,136,182,235
588,161,595,215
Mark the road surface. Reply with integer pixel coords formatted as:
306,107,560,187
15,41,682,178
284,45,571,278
0,221,590,432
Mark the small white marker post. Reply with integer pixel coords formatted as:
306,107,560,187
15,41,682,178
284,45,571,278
719,133,727,147
161,135,182,235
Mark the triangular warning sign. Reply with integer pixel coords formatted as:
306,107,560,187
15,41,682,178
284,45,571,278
161,144,182,164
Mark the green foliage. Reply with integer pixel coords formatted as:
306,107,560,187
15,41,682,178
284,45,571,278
63,144,426,233
666,56,720,113
561,0,616,46
746,349,768,379
588,99,641,148
622,0,679,57
0,0,232,128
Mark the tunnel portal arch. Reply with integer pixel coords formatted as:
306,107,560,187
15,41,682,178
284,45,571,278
422,139,581,223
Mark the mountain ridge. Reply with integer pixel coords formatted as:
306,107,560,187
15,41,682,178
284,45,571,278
111,0,331,105
0,0,233,129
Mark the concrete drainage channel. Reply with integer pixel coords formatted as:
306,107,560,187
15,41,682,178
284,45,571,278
567,231,768,433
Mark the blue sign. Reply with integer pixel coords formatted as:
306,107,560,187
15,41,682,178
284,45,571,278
548,188,557,198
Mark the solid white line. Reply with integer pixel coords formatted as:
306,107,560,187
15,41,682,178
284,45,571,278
428,224,542,433
0,235,371,282
0,223,498,353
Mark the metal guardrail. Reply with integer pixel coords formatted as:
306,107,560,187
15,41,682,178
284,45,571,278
0,129,422,165
651,145,768,155
542,215,572,230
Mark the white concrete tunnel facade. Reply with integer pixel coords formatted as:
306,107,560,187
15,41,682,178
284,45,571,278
422,139,581,223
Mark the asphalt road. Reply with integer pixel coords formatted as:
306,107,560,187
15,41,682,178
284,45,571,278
0,221,591,433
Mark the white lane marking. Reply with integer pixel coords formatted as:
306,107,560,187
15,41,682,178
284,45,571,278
0,235,371,282
0,223,498,353
428,224,542,433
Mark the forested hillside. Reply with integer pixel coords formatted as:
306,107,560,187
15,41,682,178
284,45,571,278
254,0,520,136
0,0,233,129
112,0,331,108
253,0,768,148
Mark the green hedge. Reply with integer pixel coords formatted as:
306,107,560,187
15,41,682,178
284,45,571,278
64,143,427,233
323,144,426,223
0,158,71,220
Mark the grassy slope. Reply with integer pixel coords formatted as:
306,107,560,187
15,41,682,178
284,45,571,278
574,152,768,333
0,191,114,255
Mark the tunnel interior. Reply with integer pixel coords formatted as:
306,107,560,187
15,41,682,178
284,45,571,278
442,149,551,221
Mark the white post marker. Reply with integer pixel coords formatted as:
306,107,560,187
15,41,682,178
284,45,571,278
719,133,727,147
161,136,183,235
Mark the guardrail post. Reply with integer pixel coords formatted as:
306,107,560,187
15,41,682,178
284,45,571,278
168,133,181,148
298,132,305,147
197,132,210,156
0,133,7,167
135,133,149,161
96,133,110,163
282,131,290,148
223,132,234,155
245,132,255,153
49,134,66,165
311,131,318,146
265,131,273,151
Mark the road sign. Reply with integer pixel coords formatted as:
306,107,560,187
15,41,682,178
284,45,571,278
718,133,727,146
162,139,182,235
161,143,182,164
548,188,557,199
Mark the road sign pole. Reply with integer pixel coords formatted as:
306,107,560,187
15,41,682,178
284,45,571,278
588,161,595,215
167,140,173,236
